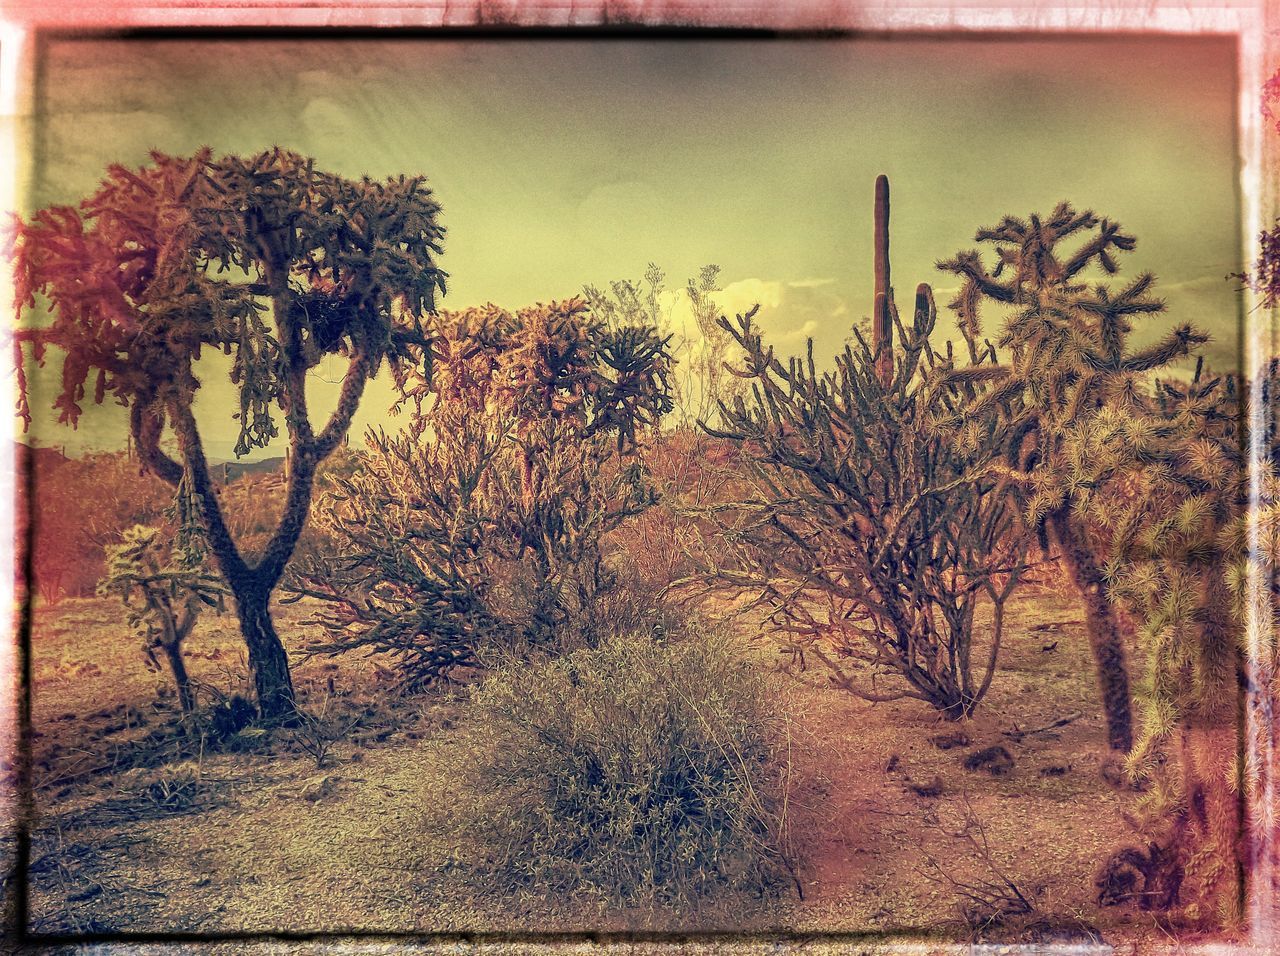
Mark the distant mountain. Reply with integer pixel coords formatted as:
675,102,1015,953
14,442,71,478
209,456,286,482
10,442,286,483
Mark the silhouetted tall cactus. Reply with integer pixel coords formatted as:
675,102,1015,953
681,179,1029,718
873,174,894,388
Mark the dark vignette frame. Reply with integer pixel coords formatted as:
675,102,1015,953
2,8,1273,953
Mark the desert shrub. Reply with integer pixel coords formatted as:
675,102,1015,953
428,627,797,908
216,443,359,565
583,262,744,427
607,430,743,590
288,300,673,686
581,265,749,611
685,294,1028,719
217,470,286,562
291,425,654,685
97,509,228,714
675,180,1033,719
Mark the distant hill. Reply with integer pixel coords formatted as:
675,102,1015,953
11,443,286,484
14,442,71,479
209,456,286,482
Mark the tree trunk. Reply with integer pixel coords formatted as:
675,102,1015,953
162,641,195,716
1049,509,1133,753
233,585,296,722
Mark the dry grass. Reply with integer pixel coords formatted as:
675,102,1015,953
422,628,797,922
13,587,1216,946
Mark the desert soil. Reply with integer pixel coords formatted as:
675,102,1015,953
2,586,1235,947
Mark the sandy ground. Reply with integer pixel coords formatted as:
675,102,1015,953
2,587,1242,948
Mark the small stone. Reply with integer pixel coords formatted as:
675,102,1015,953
907,775,944,798
963,745,1015,776
300,775,338,802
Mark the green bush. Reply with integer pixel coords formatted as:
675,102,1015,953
428,628,797,910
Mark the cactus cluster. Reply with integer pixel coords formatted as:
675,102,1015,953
930,198,1247,921
684,177,1029,719
287,300,673,687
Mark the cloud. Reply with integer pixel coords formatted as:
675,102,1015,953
653,278,785,344
656,275,855,362
714,278,785,316
301,96,360,146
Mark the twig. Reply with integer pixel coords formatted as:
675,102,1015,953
918,792,1035,939
1002,710,1083,742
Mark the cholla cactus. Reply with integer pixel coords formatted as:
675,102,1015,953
933,204,1213,754
1228,360,1280,930
1068,365,1253,924
98,519,227,714
583,263,744,426
689,280,1028,719
10,147,448,720
288,299,672,686
935,205,1248,921
1094,364,1244,922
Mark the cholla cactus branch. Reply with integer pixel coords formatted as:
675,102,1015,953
688,255,1028,718
288,300,672,687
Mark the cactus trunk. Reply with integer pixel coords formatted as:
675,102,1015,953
1049,509,1134,753
873,174,894,388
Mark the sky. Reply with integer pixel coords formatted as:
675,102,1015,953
20,34,1242,459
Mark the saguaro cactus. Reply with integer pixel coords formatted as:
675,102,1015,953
685,177,1032,717
873,174,894,388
